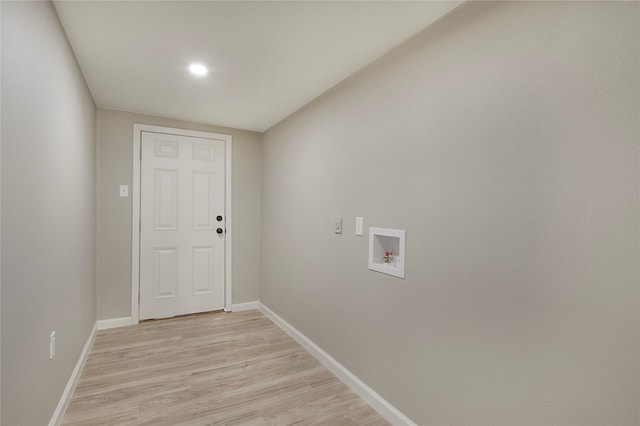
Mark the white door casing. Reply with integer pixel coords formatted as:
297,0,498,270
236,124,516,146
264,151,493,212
133,125,232,322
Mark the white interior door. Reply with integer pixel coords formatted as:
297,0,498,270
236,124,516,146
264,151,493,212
140,131,226,320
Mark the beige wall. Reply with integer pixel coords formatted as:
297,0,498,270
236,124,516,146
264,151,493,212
96,108,261,320
261,2,639,424
1,2,97,424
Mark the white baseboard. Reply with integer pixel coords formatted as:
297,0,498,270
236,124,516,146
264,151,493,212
258,302,416,426
49,322,97,426
229,301,258,312
96,316,135,330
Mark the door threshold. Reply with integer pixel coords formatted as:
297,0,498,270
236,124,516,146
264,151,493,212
140,309,226,323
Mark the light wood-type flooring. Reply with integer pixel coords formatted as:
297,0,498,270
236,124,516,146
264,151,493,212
62,310,389,426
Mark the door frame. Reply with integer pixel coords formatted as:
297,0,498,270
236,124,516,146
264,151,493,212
131,124,232,323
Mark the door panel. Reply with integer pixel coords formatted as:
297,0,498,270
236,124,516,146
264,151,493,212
192,246,214,295
153,248,178,298
193,171,214,229
140,131,225,320
154,169,178,230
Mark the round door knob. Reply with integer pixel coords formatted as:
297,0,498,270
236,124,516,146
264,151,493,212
216,228,224,234
216,215,223,222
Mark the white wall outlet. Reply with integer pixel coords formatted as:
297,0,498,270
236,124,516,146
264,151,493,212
119,185,129,197
334,216,343,234
355,217,363,236
49,331,56,360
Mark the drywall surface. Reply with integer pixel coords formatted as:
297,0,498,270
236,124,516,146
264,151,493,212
261,2,639,424
96,108,261,320
1,2,97,424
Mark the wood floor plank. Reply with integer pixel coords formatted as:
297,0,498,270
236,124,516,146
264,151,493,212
62,310,389,425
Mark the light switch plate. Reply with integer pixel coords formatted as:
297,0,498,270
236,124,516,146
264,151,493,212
49,331,56,360
355,217,363,236
334,216,342,234
119,185,129,197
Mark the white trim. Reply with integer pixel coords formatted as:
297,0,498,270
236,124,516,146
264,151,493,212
258,302,416,426
96,316,135,330
49,322,97,426
132,124,232,323
224,140,233,310
131,126,141,324
229,301,258,312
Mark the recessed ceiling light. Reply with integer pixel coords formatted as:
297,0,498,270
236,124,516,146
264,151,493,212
189,63,208,76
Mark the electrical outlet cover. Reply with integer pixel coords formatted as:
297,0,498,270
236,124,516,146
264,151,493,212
50,331,56,359
355,217,363,236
